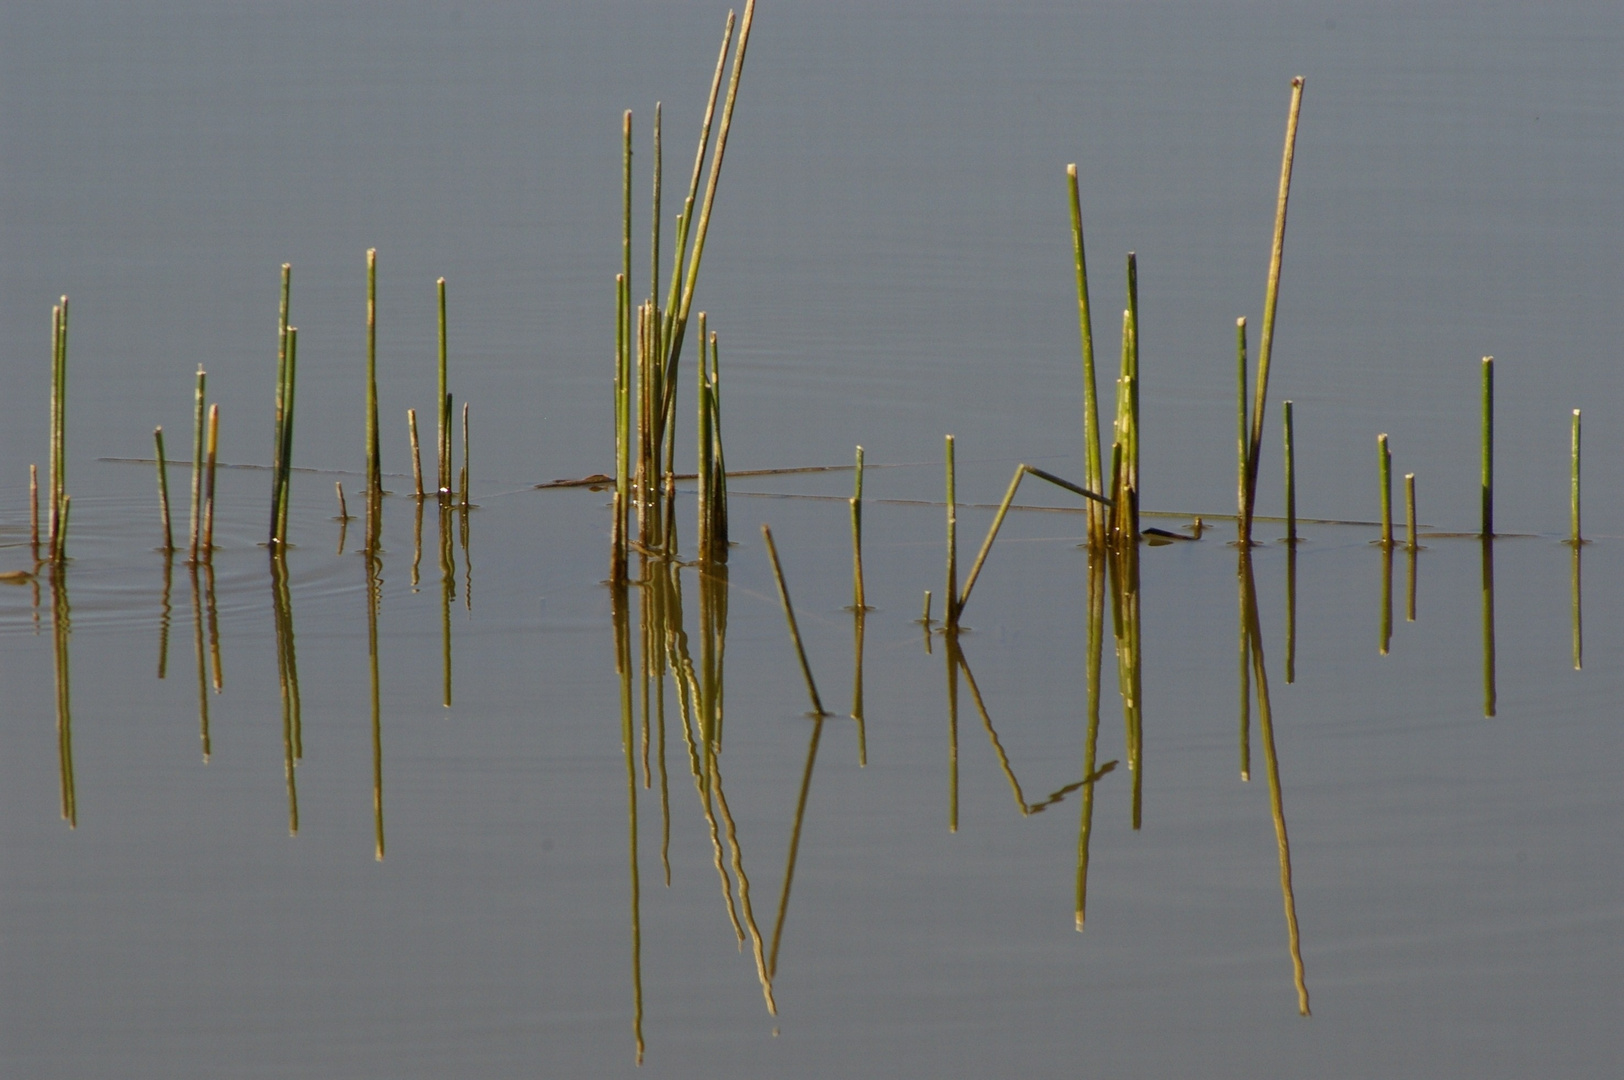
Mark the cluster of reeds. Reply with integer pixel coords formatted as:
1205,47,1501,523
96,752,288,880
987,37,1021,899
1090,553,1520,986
611,0,754,579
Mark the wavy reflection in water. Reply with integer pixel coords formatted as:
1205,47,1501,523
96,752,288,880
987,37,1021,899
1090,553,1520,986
410,493,424,591
1238,550,1310,1016
1570,543,1582,671
944,630,959,833
366,546,385,861
50,564,76,828
157,549,173,678
768,710,823,981
270,552,301,835
1406,542,1419,624
1480,538,1496,718
850,607,866,766
1238,550,1251,782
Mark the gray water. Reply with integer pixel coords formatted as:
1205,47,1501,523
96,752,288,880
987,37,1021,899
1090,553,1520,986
3,2,1623,1076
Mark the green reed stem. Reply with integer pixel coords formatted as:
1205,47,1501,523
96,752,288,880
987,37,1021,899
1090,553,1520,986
437,278,449,494
1068,164,1102,546
697,313,712,558
189,366,207,562
1236,318,1249,527
1480,355,1493,539
944,435,958,626
407,409,424,497
1571,408,1581,544
154,428,174,553
276,327,299,544
30,463,40,556
270,266,291,543
761,524,826,717
1125,253,1139,498
1377,433,1392,548
852,446,866,611
460,402,470,507
203,405,219,558
1283,400,1296,544
1405,473,1417,552
1244,77,1306,542
366,248,380,494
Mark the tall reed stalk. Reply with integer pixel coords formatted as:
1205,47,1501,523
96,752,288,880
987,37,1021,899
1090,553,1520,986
1480,356,1493,539
1377,433,1392,548
1067,164,1102,547
1242,78,1306,543
154,428,174,553
48,297,70,562
1570,408,1581,545
203,405,219,558
189,367,207,561
1283,400,1296,544
269,265,293,545
437,278,450,495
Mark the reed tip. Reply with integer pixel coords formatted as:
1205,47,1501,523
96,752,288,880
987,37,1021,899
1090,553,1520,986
367,247,376,259
1236,316,1246,327
1405,472,1415,480
1482,355,1493,364
1292,75,1305,87
436,277,446,287
1574,408,1581,417
1066,162,1077,177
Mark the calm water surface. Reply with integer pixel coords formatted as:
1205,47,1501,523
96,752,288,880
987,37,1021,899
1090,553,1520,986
2,2,1623,1076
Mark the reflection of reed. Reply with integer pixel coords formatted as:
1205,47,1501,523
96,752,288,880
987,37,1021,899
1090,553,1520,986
610,580,644,1064
205,562,223,692
1571,544,1583,671
158,549,173,679
270,553,301,835
944,630,959,833
1238,551,1310,1016
410,492,424,591
1286,541,1297,683
1237,554,1251,782
366,548,385,861
958,648,1092,816
1076,549,1110,929
1108,540,1143,828
850,609,866,766
1406,544,1418,624
189,562,211,761
1481,539,1496,718
768,712,823,980
439,501,455,708
1379,545,1392,656
50,565,76,828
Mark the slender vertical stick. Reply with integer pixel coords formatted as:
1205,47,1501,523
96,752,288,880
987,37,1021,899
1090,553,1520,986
1068,164,1101,545
761,525,826,717
697,312,712,558
1236,318,1249,529
366,248,380,494
154,430,174,553
48,306,60,554
1405,473,1417,552
851,446,866,611
1377,433,1392,548
407,409,424,497
1125,254,1139,501
460,402,470,507
1570,408,1581,545
437,278,449,494
189,367,207,562
277,328,299,544
30,463,40,556
944,435,958,627
202,405,219,558
1244,78,1306,540
271,266,291,544
1283,400,1296,544
1480,356,1494,539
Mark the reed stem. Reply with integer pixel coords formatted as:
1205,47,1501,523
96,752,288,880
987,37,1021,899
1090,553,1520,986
761,524,826,717
366,248,380,494
944,435,958,626
852,446,866,611
407,409,424,497
189,366,207,562
30,463,40,556
1243,77,1306,541
1377,433,1392,548
1236,318,1249,528
1283,400,1296,544
1405,473,1417,552
1481,356,1493,539
271,266,291,544
1570,408,1581,544
154,429,174,553
437,278,450,494
1067,164,1101,546
460,402,470,507
203,405,219,558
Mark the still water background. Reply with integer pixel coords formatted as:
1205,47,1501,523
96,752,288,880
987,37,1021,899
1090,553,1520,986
3,1,1623,1076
